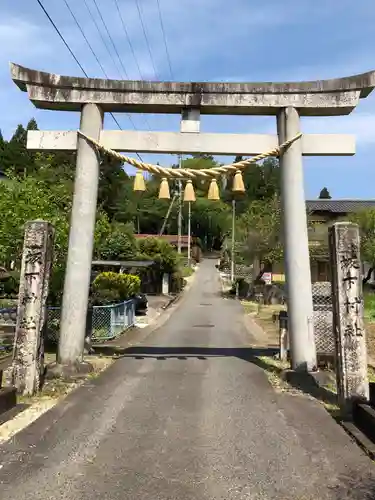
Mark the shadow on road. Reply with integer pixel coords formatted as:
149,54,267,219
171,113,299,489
114,345,338,412
116,345,279,360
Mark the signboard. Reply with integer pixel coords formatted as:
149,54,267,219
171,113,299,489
262,272,272,285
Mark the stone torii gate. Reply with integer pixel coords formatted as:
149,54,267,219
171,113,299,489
10,63,375,373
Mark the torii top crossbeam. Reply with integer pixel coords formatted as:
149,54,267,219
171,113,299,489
10,63,375,116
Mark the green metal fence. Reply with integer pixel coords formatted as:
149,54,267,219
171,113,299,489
46,300,135,344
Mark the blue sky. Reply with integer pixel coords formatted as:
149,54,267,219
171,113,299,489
1,0,375,198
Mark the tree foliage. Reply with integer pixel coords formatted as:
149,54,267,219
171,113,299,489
235,195,283,267
91,272,141,305
137,237,180,273
0,117,286,298
350,209,375,265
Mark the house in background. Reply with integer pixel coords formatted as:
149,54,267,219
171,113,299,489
272,199,375,283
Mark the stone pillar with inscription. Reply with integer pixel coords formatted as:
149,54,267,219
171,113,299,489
329,222,369,415
10,221,54,396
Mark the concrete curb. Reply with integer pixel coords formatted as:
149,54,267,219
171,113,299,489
341,420,375,460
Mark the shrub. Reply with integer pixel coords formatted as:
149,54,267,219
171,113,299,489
230,277,251,298
91,272,141,305
191,245,202,263
96,222,137,261
137,237,180,273
0,270,20,297
170,270,185,294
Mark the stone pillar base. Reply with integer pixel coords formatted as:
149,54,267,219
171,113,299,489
0,387,17,414
281,369,334,394
45,361,93,381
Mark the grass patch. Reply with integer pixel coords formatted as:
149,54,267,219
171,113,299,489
0,299,17,308
255,355,340,416
240,301,258,315
4,353,113,405
364,290,375,322
241,300,285,345
180,266,194,278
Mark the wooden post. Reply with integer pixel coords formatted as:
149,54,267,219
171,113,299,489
279,311,288,362
10,221,54,395
162,273,169,295
329,222,369,415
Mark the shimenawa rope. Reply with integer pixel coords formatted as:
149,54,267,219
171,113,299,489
77,130,302,179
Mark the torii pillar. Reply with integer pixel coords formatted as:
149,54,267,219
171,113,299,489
10,63,375,373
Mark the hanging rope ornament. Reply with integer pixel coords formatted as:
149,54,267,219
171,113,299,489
133,170,146,192
183,180,196,202
207,178,220,201
232,170,245,193
158,177,170,199
77,130,302,199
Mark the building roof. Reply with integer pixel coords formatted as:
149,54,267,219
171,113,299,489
306,199,375,214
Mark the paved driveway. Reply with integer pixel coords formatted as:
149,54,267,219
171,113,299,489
0,259,374,499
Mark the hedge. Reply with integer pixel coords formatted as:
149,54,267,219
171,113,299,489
91,272,141,305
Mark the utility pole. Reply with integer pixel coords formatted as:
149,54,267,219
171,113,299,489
231,198,236,282
177,154,182,254
187,201,192,265
159,195,177,237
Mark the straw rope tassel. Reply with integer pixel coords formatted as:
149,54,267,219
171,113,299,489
184,180,196,202
232,170,245,193
158,177,170,199
207,178,220,201
133,170,146,191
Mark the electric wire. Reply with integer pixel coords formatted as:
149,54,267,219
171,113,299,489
35,0,144,161
155,0,174,79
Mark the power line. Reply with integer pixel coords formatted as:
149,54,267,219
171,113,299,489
82,0,122,77
60,0,141,133
91,0,129,79
155,0,174,79
133,0,158,79
81,0,151,130
62,0,108,77
36,0,87,76
35,0,144,161
113,0,147,80
111,0,152,129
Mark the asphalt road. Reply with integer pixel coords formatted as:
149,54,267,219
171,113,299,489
1,259,375,499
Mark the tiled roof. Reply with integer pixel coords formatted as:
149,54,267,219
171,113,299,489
306,200,375,213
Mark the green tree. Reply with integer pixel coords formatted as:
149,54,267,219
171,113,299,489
96,222,137,261
137,237,180,272
236,195,283,272
189,197,231,250
98,153,130,221
0,172,115,302
350,209,375,283
2,119,40,178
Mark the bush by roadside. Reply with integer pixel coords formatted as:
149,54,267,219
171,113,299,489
90,272,141,306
